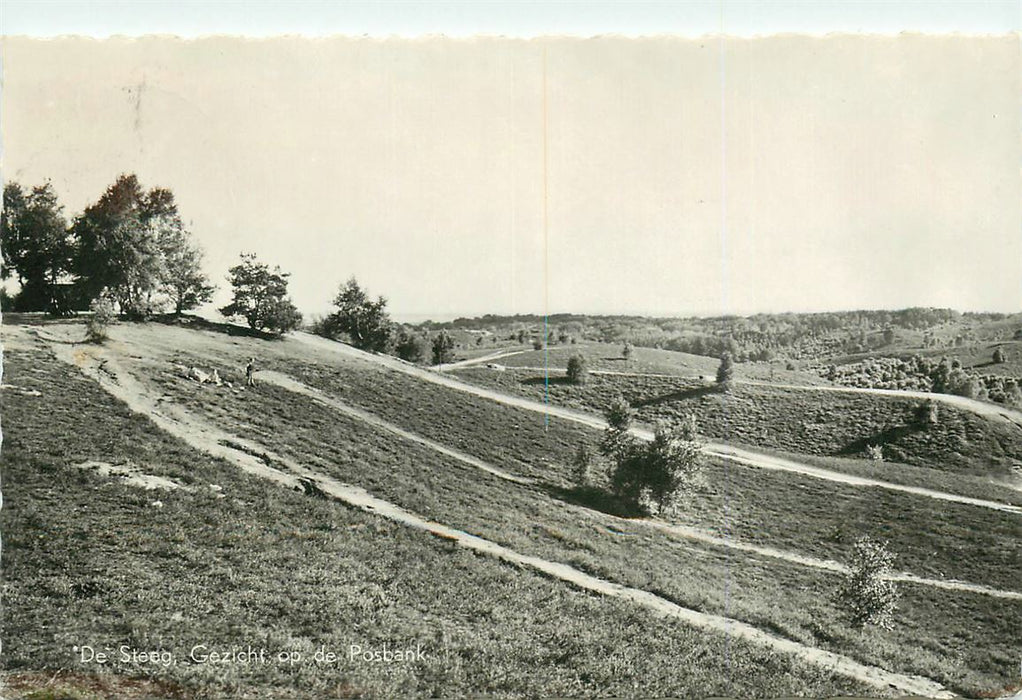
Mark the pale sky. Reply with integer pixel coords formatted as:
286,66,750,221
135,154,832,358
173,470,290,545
2,33,1020,319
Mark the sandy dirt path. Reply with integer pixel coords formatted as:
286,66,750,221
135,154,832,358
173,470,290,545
257,365,1022,601
638,520,1022,600
704,445,1022,515
257,370,534,485
484,362,1022,428
489,364,712,380
291,333,1022,515
742,379,1022,429
34,331,953,698
437,349,529,370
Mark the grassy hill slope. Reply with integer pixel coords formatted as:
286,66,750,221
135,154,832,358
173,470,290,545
454,367,1022,477
1,344,877,699
4,319,1021,698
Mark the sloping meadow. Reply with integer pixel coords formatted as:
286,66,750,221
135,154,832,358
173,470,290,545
97,325,1022,697
453,367,1022,477
2,342,881,699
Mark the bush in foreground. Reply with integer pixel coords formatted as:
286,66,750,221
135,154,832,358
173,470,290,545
837,536,899,629
604,408,705,515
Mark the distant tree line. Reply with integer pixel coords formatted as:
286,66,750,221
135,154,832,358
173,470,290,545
418,308,1006,365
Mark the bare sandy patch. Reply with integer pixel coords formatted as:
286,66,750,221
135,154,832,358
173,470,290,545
74,460,187,492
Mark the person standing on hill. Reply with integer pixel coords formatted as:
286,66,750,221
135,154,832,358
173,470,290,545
245,357,256,387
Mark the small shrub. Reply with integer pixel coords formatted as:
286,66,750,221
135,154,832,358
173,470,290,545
219,253,302,335
599,399,635,459
865,444,884,462
85,297,116,343
716,352,734,390
566,354,589,385
993,347,1007,364
572,443,593,486
837,536,899,629
622,343,632,360
913,400,938,430
431,331,456,365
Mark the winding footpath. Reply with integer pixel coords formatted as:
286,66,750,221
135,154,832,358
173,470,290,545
291,333,1022,516
255,365,1022,602
32,328,956,698
464,361,1022,428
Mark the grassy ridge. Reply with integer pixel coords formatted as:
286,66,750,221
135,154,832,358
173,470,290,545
267,356,1022,591
142,337,1022,593
118,342,1022,697
494,341,829,385
1,347,881,699
453,367,1022,477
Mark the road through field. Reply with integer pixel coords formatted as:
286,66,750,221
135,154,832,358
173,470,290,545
34,332,953,699
291,333,1022,516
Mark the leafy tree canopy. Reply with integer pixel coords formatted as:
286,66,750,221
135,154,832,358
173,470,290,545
70,174,213,318
324,278,392,352
220,253,302,335
2,181,74,313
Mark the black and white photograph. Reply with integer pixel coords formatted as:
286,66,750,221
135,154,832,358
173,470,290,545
1,2,1020,698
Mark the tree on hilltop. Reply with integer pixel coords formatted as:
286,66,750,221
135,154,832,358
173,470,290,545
72,175,172,317
323,278,392,352
161,227,215,315
71,174,213,318
220,253,302,335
